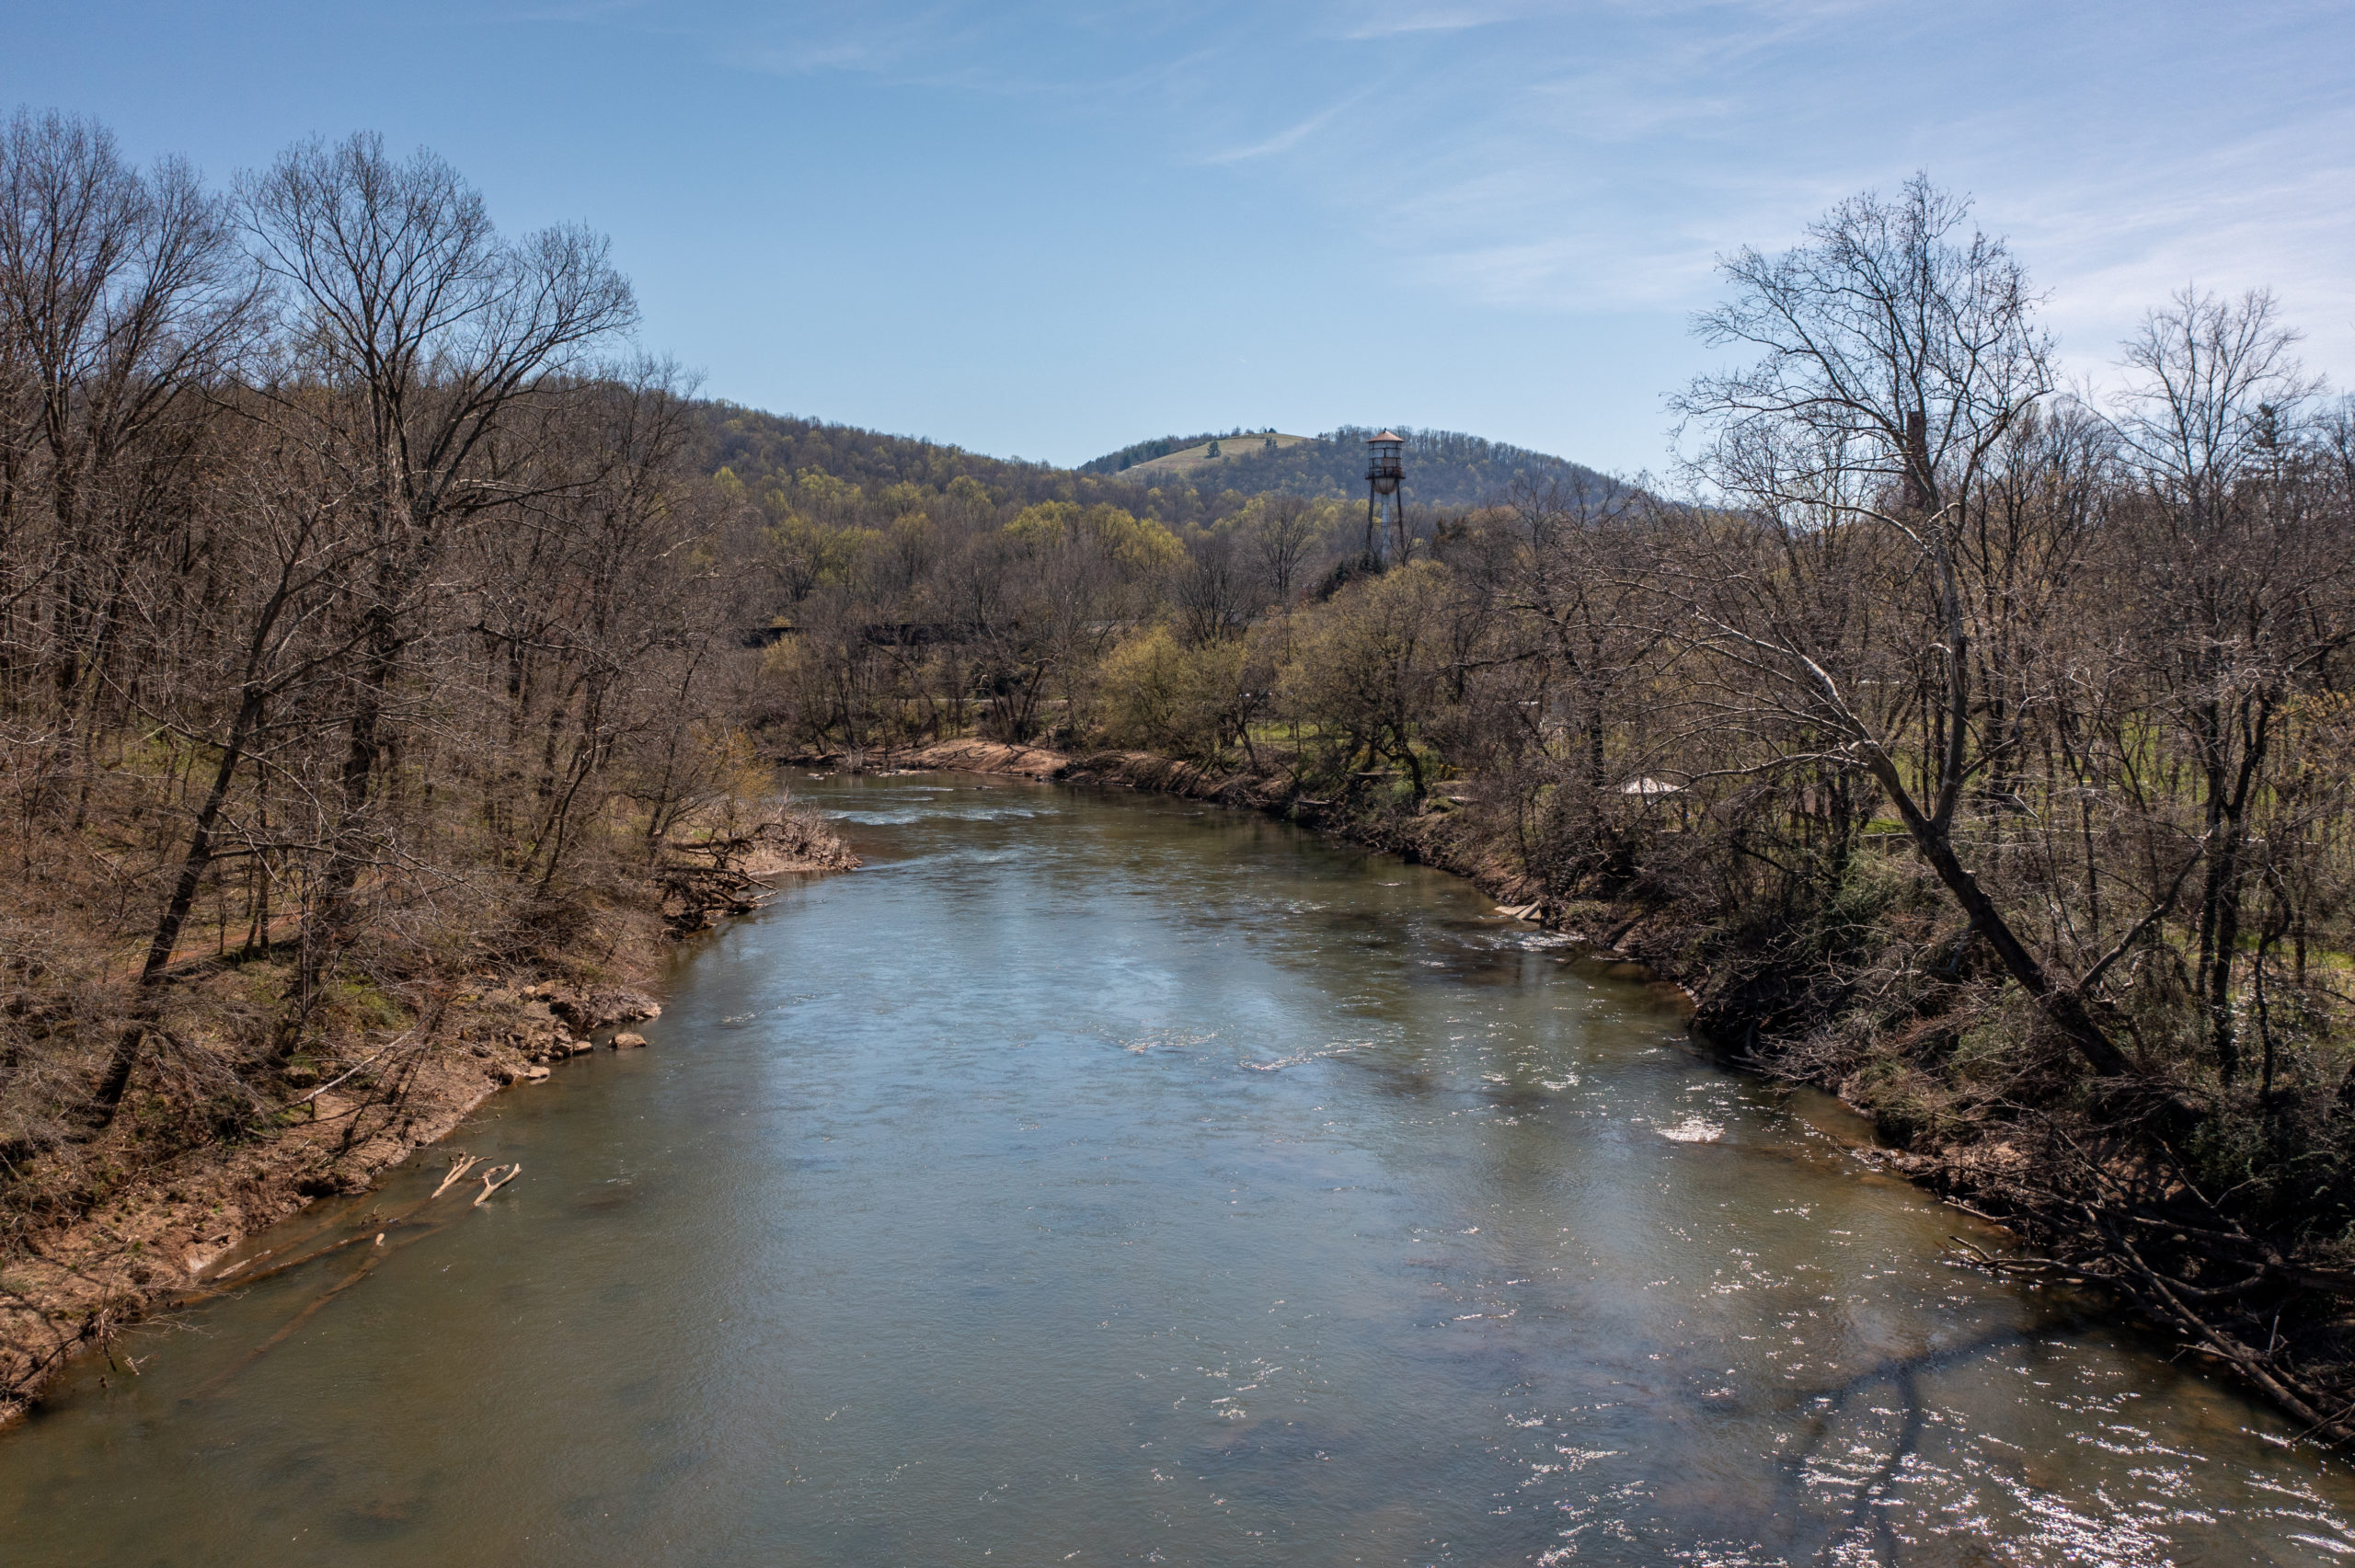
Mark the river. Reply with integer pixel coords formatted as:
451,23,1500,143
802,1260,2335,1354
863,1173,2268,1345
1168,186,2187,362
1,774,2348,1565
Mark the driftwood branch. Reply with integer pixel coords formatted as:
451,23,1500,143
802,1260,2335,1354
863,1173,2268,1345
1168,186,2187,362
431,1155,481,1199
473,1163,521,1207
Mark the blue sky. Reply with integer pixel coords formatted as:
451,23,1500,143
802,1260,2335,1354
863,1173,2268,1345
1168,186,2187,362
14,1,2350,475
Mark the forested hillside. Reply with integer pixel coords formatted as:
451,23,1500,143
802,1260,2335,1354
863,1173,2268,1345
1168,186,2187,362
698,406,1616,537
1172,425,1614,506
1075,426,1609,502
700,404,1078,505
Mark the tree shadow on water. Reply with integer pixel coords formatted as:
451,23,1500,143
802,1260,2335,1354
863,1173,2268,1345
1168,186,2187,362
1762,1312,2110,1566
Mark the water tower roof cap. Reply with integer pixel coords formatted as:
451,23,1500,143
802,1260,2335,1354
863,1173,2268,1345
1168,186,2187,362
1368,430,1406,445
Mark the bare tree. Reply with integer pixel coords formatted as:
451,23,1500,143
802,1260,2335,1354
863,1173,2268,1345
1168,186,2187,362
1174,529,1249,645
0,109,256,818
89,422,377,1118
2111,288,2344,1081
237,132,637,1043
1671,174,2145,1083
1251,494,1318,606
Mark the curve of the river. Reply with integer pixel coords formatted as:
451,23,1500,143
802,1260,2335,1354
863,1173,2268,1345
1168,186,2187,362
1,775,2348,1565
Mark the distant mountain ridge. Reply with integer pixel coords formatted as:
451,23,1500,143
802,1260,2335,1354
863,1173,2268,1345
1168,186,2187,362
1084,425,1613,508
694,402,1614,521
1207,427,1612,508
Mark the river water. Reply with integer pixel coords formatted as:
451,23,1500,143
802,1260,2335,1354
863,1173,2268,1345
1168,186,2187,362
1,775,2348,1565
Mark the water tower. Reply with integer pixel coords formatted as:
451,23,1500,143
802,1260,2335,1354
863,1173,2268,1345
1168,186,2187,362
1364,430,1406,564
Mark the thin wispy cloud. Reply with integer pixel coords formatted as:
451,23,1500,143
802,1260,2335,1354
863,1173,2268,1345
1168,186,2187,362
1333,1,1569,40
1199,89,1377,165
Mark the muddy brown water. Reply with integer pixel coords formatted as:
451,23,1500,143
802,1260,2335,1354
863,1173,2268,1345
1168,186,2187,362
1,775,2349,1565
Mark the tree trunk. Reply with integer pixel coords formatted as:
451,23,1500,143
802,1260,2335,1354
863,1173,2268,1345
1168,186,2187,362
1867,755,2135,1080
86,689,267,1125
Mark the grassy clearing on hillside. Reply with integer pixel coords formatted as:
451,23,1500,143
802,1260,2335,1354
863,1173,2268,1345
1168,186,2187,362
1118,431,1316,477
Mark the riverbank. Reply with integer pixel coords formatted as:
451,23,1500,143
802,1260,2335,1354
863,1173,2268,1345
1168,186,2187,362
0,818,859,1423
853,738,2355,1440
